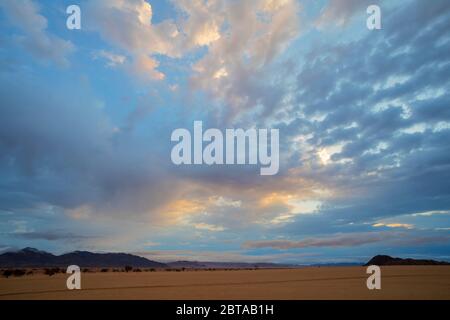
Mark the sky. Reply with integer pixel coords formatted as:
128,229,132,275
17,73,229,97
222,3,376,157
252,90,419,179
0,0,449,264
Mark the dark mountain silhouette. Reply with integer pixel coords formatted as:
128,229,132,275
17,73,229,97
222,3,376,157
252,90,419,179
0,248,296,269
167,261,208,268
0,247,167,268
365,255,450,266
167,261,295,269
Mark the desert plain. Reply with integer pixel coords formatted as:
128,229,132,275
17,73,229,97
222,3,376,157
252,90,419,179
0,266,449,300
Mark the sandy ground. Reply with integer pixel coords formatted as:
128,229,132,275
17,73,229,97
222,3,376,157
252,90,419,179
0,266,449,300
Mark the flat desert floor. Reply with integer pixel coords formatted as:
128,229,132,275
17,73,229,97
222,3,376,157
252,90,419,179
0,266,449,300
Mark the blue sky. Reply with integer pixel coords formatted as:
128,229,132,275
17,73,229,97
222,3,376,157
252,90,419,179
0,0,449,264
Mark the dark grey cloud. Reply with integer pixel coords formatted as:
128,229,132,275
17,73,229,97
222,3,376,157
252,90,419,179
0,74,182,222
244,229,450,250
13,231,93,241
244,233,384,249
0,0,74,66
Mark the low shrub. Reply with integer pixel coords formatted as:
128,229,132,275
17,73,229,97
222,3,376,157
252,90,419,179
44,268,55,276
124,265,133,272
13,269,26,277
2,270,13,278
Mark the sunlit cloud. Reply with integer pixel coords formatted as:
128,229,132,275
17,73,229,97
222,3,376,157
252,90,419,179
373,223,414,229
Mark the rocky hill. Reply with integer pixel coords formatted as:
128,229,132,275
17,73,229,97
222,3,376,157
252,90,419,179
365,255,450,266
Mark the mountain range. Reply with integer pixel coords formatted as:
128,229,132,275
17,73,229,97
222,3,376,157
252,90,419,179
0,247,166,268
166,260,294,269
1,248,449,268
365,255,450,266
0,248,293,269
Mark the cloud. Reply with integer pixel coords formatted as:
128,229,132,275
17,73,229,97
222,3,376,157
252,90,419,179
92,50,126,67
187,0,301,121
131,54,165,80
194,223,225,232
0,73,187,230
412,210,450,217
0,0,74,66
174,0,224,48
373,223,414,229
243,233,384,249
83,0,301,119
84,0,180,80
276,0,450,232
315,0,374,27
13,231,93,241
244,231,450,249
